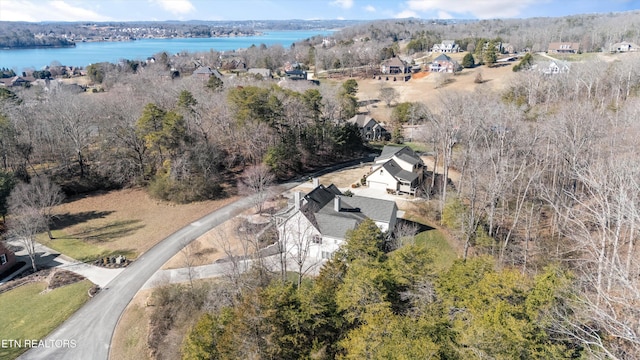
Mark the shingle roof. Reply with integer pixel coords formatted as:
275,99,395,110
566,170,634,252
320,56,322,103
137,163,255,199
348,114,374,128
300,185,396,240
381,159,419,183
433,53,453,62
375,145,421,164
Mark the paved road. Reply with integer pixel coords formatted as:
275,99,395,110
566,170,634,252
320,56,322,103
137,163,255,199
18,157,373,360
18,186,295,360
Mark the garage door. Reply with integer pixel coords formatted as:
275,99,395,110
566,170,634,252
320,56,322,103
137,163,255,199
367,181,388,190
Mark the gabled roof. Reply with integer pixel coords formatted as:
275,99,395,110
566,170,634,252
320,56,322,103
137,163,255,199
433,53,453,62
382,57,406,68
375,145,422,164
299,184,396,240
348,114,377,128
379,159,419,183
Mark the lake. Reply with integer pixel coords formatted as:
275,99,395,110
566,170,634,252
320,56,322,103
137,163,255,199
0,30,333,72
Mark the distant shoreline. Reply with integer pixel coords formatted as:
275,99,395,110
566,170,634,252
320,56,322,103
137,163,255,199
1,44,76,50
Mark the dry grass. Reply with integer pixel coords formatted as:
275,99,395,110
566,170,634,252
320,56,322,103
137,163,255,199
109,289,153,360
52,188,239,260
356,61,516,121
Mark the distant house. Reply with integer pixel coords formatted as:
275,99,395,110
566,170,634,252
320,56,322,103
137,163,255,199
284,69,307,80
248,68,272,78
275,183,398,262
501,43,516,54
548,42,580,54
192,66,223,80
429,54,462,73
347,114,389,141
432,40,460,53
366,145,425,194
0,76,32,87
541,60,570,74
380,57,409,74
610,41,639,53
0,242,16,277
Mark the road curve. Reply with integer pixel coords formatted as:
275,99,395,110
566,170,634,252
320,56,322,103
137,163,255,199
18,157,373,360
18,184,296,360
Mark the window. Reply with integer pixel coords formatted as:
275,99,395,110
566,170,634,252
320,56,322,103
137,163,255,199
321,251,333,259
0,254,6,265
312,235,322,244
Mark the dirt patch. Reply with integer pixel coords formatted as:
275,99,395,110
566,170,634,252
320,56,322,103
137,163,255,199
53,188,239,259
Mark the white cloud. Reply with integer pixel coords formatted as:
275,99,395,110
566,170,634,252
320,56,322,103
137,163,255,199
437,10,452,19
150,0,196,15
406,0,541,19
0,0,111,21
330,0,354,9
394,10,418,18
364,5,376,12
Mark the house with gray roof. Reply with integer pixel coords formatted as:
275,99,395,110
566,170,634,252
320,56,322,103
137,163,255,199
366,145,424,194
347,114,389,141
432,40,460,53
192,66,224,80
275,183,397,263
429,54,461,73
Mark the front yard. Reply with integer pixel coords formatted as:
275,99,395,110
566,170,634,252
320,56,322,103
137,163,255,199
0,279,93,359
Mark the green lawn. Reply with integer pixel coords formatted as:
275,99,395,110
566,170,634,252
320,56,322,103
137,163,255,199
39,230,136,263
415,229,458,270
0,280,93,359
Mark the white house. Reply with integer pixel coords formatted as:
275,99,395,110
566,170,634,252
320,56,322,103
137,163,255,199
366,145,424,194
275,184,397,264
432,40,460,53
541,60,570,75
610,41,639,53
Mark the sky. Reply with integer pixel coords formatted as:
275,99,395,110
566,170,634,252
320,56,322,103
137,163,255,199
0,0,638,22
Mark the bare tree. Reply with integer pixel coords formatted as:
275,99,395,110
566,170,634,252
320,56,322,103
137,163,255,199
379,86,398,108
8,176,64,239
239,164,275,214
8,209,45,272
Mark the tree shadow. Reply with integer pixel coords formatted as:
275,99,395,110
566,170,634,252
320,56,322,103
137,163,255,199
51,211,115,230
358,99,380,107
65,220,145,243
396,218,434,233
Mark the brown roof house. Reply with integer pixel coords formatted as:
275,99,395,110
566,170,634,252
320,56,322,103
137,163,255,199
275,183,398,266
429,54,462,73
548,42,580,54
0,242,17,277
347,114,389,141
380,57,409,74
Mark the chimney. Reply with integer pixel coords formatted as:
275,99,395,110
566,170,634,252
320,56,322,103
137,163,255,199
334,196,341,212
294,192,301,211
312,177,319,188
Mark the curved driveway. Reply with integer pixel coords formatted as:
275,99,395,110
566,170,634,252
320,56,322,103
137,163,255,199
18,185,295,360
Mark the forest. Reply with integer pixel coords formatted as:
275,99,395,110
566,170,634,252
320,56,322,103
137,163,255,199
1,10,640,360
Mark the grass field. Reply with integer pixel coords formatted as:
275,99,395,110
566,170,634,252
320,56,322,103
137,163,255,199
415,229,458,270
39,230,137,263
0,280,93,359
